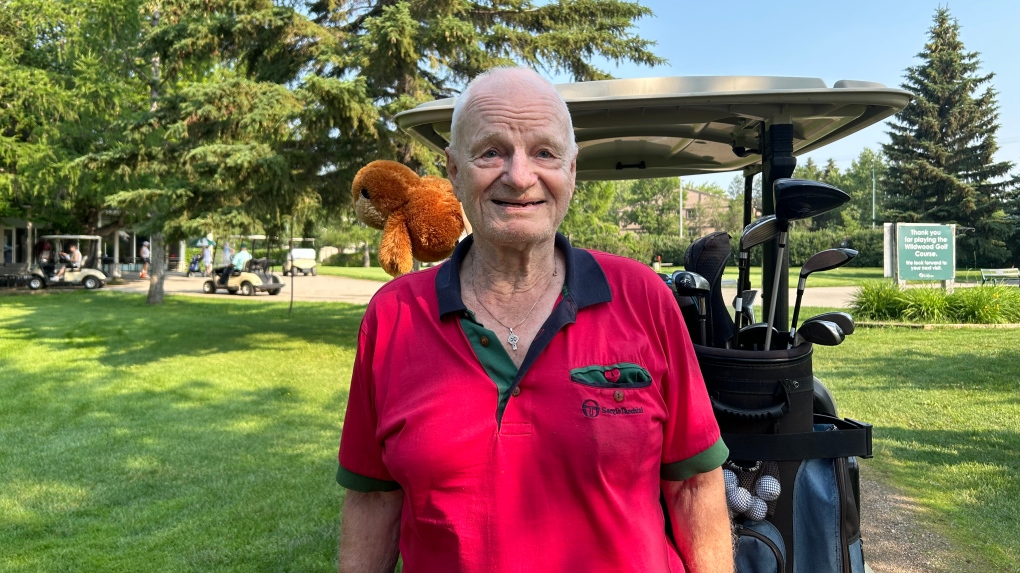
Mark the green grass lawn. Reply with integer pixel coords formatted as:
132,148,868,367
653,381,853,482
1,292,1017,571
0,292,360,572
814,327,1020,572
315,266,393,281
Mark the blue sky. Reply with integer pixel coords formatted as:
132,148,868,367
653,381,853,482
553,1,1020,188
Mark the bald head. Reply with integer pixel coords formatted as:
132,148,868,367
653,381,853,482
449,67,575,155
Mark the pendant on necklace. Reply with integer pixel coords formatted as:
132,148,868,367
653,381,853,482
507,328,520,351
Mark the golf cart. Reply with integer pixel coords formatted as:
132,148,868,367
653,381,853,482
203,257,284,296
282,238,317,276
395,76,911,573
28,235,108,290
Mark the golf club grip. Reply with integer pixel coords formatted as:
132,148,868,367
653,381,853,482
711,395,790,422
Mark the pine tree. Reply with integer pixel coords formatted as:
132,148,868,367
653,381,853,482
78,0,664,302
882,7,1019,266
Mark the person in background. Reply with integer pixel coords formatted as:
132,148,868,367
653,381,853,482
202,243,214,277
219,244,251,285
52,244,82,281
335,67,733,573
221,242,233,266
139,241,151,279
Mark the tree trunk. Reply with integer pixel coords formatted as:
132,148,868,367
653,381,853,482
146,232,166,304
112,233,121,278
362,241,371,267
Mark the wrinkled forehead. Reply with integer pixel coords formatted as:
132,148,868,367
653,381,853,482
452,73,574,151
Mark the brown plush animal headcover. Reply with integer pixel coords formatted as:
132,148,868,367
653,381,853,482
352,160,465,277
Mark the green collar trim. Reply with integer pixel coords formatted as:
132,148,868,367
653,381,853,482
460,313,517,422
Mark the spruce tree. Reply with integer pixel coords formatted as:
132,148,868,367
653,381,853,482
75,0,665,302
882,7,1019,266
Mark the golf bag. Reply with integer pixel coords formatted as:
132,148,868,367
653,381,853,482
694,343,872,573
187,254,203,276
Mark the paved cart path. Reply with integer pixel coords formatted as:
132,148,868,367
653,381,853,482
107,271,861,308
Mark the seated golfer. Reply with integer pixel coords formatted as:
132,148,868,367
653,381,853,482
335,67,733,573
218,244,251,285
52,244,82,281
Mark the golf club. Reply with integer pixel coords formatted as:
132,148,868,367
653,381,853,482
733,322,782,351
734,215,779,349
801,311,855,336
763,179,851,350
788,248,858,346
672,271,711,345
732,289,757,328
793,318,845,347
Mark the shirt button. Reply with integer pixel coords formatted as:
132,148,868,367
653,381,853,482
480,336,490,347
614,390,624,402
511,387,521,397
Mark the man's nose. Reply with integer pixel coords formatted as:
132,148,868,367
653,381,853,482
501,152,538,191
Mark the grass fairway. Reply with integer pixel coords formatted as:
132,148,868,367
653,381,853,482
315,266,392,282
814,327,1020,572
0,292,361,572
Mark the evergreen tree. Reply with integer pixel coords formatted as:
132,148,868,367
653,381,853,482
79,0,664,302
882,7,1018,265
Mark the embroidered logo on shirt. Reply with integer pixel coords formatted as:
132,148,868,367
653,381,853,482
581,399,643,418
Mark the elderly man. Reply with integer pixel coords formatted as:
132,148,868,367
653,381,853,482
336,67,733,573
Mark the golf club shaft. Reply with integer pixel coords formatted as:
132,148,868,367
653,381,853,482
788,278,806,347
763,231,787,351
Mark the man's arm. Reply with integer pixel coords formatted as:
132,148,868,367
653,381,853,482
662,467,734,573
338,489,403,573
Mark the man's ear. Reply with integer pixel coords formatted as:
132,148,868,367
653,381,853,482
445,147,463,200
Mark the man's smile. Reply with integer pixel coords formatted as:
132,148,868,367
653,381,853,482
492,199,546,207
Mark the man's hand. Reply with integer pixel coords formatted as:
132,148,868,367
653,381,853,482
338,489,403,573
663,468,734,573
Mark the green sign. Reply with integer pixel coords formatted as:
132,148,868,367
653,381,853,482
897,223,955,281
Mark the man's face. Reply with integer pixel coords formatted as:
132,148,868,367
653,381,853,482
446,78,577,250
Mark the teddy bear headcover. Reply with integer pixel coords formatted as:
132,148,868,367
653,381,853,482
352,160,465,277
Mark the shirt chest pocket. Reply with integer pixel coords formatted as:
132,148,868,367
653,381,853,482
565,363,663,471
570,362,652,389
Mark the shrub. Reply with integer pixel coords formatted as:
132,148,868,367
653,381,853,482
949,286,1020,324
850,282,907,321
901,286,952,323
852,283,1020,324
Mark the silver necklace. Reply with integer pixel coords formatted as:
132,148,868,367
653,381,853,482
474,291,542,351
471,262,557,351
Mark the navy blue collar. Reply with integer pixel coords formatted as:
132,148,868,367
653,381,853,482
436,233,612,319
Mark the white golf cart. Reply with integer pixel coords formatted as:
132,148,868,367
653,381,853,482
28,235,108,290
283,238,317,276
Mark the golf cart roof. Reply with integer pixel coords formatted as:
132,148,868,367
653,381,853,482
394,75,911,180
40,235,101,240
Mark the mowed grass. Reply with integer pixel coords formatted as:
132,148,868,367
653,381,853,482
2,291,1018,571
315,266,393,282
814,327,1020,572
0,292,362,572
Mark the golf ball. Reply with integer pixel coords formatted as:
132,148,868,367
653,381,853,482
723,469,737,493
727,487,752,513
756,475,781,502
747,497,768,521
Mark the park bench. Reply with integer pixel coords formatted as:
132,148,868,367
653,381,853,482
980,268,1020,286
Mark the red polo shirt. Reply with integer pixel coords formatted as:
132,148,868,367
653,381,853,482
337,234,727,573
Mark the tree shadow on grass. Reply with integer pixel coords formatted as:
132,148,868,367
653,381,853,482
0,291,374,571
0,290,366,370
0,360,353,571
